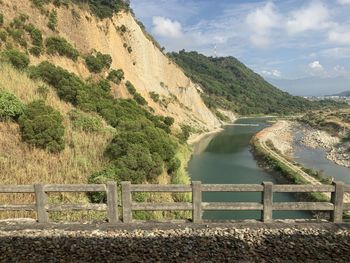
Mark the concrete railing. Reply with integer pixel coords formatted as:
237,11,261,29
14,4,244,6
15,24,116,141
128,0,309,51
0,181,349,224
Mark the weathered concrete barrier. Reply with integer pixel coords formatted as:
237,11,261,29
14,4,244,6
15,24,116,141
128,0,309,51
0,181,348,224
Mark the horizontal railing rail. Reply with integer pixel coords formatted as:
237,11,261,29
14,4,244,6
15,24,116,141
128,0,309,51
0,181,349,224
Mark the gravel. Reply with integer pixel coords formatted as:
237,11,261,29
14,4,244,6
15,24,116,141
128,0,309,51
1,223,350,262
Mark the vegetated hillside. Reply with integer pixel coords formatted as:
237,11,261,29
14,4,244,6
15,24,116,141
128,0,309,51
0,0,194,221
0,0,220,131
169,51,344,115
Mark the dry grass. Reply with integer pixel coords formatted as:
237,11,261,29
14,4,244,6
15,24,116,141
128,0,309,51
0,64,113,221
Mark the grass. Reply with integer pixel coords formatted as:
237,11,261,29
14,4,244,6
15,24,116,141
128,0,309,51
0,63,113,221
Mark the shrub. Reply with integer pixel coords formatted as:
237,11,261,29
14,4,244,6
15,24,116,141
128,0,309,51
29,61,84,104
107,69,124,84
29,46,42,57
127,46,132,53
149,92,159,102
6,28,27,48
18,100,65,153
48,10,58,31
134,92,147,105
96,78,111,92
1,49,30,70
24,23,43,47
125,80,136,95
88,0,130,19
178,125,191,143
45,36,79,61
164,116,174,127
0,14,4,26
0,90,24,121
85,52,112,73
0,30,7,42
68,109,103,133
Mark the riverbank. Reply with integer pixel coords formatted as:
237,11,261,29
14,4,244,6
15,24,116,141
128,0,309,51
294,122,350,168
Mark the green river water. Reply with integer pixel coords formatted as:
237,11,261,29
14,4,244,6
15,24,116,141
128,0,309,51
188,118,311,220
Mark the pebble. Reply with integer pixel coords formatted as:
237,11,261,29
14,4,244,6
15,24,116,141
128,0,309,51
0,224,350,262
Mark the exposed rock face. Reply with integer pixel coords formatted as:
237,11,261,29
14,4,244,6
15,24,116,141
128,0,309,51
1,0,220,130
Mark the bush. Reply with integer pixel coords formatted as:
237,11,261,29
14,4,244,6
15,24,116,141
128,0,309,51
134,92,147,105
45,36,79,61
178,125,191,143
0,90,24,121
107,69,124,84
48,10,58,31
125,80,136,95
0,13,4,26
164,116,174,127
29,46,42,57
18,100,65,153
149,92,159,102
1,49,30,70
88,0,130,19
0,30,7,42
85,52,112,73
68,109,103,133
96,78,111,92
36,85,49,99
24,23,43,48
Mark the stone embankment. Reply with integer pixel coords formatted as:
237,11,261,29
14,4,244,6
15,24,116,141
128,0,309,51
1,223,350,262
295,123,350,168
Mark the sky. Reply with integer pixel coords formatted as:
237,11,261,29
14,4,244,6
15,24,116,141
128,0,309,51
131,0,350,81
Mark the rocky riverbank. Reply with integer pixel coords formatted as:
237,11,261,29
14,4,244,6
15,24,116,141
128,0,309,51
1,224,350,262
293,122,350,168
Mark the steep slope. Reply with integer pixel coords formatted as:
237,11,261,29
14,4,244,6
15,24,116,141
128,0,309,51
0,0,220,130
169,51,343,115
332,90,350,97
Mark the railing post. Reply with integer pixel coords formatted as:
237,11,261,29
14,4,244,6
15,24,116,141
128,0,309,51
331,181,344,223
192,181,202,223
34,184,49,223
106,181,118,224
122,181,132,223
262,182,273,223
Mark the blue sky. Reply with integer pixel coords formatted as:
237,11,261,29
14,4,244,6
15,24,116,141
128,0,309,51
131,0,350,80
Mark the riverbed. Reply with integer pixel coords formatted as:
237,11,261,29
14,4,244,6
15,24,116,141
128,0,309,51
188,118,311,220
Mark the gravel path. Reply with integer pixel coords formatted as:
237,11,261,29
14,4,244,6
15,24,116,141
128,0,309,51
1,223,350,262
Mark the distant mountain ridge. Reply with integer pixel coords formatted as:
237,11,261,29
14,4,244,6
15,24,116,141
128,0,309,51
267,77,350,97
331,90,350,97
169,51,341,115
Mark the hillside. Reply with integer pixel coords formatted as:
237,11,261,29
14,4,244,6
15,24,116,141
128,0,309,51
0,0,220,131
169,51,343,116
0,0,197,221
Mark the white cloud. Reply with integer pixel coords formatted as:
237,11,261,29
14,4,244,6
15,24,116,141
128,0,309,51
328,26,350,44
338,0,350,4
261,69,282,78
309,61,323,70
152,16,183,38
319,47,350,58
246,2,281,47
286,2,331,34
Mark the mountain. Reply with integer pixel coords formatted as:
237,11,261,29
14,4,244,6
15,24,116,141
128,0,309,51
169,51,341,115
267,77,350,97
332,90,350,97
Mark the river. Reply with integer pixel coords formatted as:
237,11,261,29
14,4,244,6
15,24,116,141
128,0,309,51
188,118,311,220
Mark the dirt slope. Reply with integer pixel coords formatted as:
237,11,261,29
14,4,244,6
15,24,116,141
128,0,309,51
0,0,220,131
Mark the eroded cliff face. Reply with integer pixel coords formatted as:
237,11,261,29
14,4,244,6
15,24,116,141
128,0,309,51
1,0,220,131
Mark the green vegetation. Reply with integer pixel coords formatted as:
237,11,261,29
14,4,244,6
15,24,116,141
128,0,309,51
178,124,191,143
133,92,147,105
169,51,345,115
68,109,103,133
107,69,124,84
29,61,179,195
48,10,58,31
0,90,25,121
24,23,43,56
87,0,130,19
1,49,30,70
125,80,136,95
0,30,7,42
45,36,79,61
18,100,65,153
149,92,160,103
0,13,4,26
36,85,49,99
85,52,112,73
